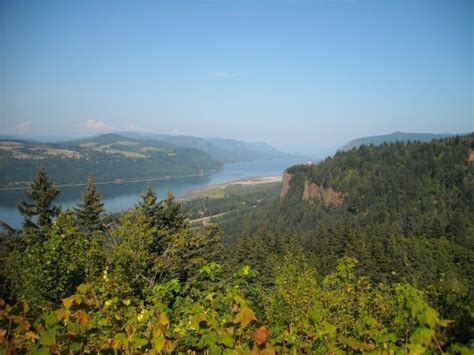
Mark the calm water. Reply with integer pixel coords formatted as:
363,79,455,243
0,158,303,228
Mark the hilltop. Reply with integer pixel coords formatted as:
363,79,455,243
340,131,454,151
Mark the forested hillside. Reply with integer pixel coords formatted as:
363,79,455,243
182,182,280,221
220,134,474,346
0,134,221,188
341,131,454,151
0,135,472,353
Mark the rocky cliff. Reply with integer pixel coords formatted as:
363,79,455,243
279,172,293,199
303,180,342,207
279,169,342,207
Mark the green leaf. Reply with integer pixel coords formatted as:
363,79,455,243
114,332,128,345
338,336,375,351
39,328,56,346
318,321,337,337
122,298,131,306
153,336,166,352
408,343,426,355
133,336,148,349
31,346,50,355
77,283,90,294
190,313,208,330
199,333,219,349
208,343,221,355
219,334,234,348
438,319,453,327
410,327,434,346
448,343,474,355
43,313,58,328
417,306,439,328
69,341,82,352
234,307,256,329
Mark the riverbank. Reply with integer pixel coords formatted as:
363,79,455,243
0,171,219,191
1,158,299,228
180,175,282,200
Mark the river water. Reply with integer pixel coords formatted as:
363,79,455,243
0,158,303,228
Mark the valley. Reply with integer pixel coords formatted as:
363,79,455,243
2,134,472,353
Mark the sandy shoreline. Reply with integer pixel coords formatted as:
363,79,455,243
180,175,282,200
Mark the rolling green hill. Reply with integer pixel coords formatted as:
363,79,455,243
119,131,293,163
0,134,222,188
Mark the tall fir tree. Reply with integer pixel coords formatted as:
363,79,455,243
74,177,105,233
137,187,167,255
161,190,186,231
17,168,60,231
137,186,163,226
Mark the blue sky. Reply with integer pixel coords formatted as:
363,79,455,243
0,0,472,152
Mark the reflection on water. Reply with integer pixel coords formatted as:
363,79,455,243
0,158,304,228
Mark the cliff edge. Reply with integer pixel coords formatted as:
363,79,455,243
279,172,293,199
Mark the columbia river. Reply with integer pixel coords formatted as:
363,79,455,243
0,158,303,228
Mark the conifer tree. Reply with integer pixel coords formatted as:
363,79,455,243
161,190,186,231
17,168,60,231
137,186,162,226
74,177,105,233
137,187,166,255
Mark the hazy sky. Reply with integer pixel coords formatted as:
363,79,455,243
0,0,472,151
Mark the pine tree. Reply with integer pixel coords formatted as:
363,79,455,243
137,187,167,255
197,225,224,267
74,177,105,233
137,188,185,231
17,168,60,231
137,186,162,226
161,190,186,231
155,225,224,283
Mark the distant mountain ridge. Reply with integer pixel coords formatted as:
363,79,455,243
0,134,221,188
341,131,454,151
117,132,292,163
0,134,84,143
1,132,293,164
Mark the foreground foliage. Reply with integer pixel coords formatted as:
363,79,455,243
3,255,469,354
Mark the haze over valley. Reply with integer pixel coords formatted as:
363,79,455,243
0,0,472,353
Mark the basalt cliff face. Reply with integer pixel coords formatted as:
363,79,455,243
303,180,342,207
279,167,343,207
279,172,293,199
